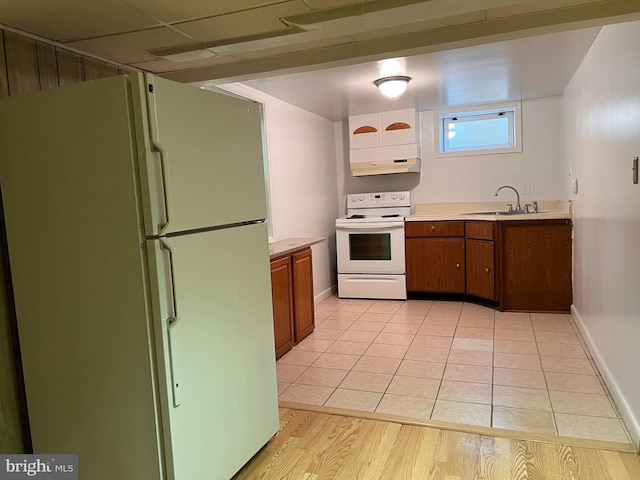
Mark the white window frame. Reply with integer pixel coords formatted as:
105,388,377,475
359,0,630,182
433,101,522,158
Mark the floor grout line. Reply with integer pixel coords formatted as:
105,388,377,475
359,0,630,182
277,296,632,444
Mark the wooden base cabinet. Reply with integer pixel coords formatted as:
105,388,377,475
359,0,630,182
270,256,295,359
406,219,572,312
270,247,315,359
465,221,497,301
501,220,572,311
406,221,465,293
292,248,315,343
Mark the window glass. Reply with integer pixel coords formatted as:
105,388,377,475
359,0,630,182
436,103,521,157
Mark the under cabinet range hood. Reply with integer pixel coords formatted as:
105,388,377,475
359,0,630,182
348,108,421,176
350,148,420,176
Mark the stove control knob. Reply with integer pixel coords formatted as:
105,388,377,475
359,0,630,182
399,193,406,200
351,196,357,202
359,195,364,201
391,194,397,199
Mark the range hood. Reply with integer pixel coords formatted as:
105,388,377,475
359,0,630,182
351,158,420,176
350,144,420,176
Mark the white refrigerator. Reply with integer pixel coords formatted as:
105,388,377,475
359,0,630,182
0,73,279,479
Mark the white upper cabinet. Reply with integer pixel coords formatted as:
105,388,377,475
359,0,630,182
349,113,382,149
349,108,417,149
347,108,421,176
380,110,417,145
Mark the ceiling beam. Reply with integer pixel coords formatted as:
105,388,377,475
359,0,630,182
161,0,640,85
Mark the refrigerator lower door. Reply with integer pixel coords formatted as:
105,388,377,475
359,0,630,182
146,222,279,479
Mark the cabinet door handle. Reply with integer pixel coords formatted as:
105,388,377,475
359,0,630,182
485,268,490,273
431,225,436,232
455,263,461,268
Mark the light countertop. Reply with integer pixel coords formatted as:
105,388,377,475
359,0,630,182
407,201,572,222
269,237,325,259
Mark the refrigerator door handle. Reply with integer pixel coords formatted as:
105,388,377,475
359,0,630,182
167,316,182,407
145,73,172,235
160,238,181,407
154,146,171,236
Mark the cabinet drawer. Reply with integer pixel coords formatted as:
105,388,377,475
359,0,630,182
466,221,495,240
406,221,465,237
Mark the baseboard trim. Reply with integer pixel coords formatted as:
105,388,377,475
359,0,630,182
571,304,640,450
314,284,336,304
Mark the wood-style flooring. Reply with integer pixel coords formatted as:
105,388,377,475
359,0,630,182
234,403,640,480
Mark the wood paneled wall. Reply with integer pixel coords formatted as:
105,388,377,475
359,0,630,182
0,29,128,97
0,27,127,453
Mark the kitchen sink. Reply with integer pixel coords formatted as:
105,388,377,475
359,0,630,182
465,210,546,216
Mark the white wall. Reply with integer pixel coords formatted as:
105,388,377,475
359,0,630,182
336,97,566,214
225,23,640,447
563,20,640,447
220,84,340,301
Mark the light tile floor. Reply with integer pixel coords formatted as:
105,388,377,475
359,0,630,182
276,296,633,445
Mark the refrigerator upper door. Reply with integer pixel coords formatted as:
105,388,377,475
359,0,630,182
145,222,279,479
130,73,268,236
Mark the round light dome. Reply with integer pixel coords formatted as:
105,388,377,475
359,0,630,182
374,76,411,98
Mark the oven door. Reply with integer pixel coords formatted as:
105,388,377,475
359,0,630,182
336,222,405,274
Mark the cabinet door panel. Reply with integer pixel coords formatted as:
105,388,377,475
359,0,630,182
381,109,416,145
502,223,572,311
466,239,496,300
349,114,382,149
406,238,465,293
292,248,315,343
270,256,294,359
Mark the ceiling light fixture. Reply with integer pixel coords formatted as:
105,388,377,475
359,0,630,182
374,76,411,98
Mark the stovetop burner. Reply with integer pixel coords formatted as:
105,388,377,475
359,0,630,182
336,191,411,226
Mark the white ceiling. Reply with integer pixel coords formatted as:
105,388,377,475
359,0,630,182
2,0,640,121
235,27,601,120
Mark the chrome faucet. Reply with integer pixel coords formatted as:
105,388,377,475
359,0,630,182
494,185,522,212
525,200,539,213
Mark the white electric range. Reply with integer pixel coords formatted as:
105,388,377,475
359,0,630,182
335,191,410,300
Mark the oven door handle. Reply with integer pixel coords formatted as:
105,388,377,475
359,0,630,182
336,223,404,230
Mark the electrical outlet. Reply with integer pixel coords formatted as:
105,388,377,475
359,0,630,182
521,181,531,195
